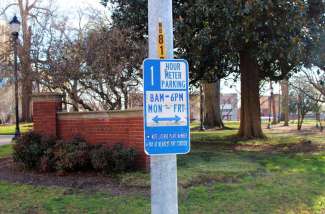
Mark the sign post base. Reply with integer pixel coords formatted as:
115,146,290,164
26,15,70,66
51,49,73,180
151,155,178,214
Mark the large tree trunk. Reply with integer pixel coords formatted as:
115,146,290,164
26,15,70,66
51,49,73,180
202,80,224,129
281,79,289,126
21,75,33,122
238,51,265,139
19,9,33,122
19,37,33,122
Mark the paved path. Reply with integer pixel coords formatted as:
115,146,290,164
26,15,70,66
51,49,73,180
0,135,13,146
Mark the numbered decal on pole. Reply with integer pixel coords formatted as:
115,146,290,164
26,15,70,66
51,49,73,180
157,22,166,59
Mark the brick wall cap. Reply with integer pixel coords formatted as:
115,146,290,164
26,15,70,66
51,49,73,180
58,109,143,120
32,93,63,102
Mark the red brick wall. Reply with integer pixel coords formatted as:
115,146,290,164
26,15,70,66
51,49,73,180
32,93,148,170
57,116,148,169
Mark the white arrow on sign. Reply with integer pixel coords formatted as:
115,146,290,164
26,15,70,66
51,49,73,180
151,66,154,86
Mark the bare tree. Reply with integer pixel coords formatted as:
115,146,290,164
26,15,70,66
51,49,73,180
290,76,320,130
303,68,325,101
34,12,147,111
83,26,147,110
1,0,54,121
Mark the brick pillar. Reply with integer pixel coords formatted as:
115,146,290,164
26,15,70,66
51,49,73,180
32,93,62,137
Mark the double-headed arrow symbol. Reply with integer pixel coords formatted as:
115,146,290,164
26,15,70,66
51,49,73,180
153,115,181,123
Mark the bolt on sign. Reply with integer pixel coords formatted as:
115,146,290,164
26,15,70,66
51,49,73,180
143,59,190,155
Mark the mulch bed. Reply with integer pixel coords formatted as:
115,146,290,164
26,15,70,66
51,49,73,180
0,158,149,196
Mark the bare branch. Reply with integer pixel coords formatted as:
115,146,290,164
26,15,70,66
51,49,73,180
27,0,38,10
0,3,18,16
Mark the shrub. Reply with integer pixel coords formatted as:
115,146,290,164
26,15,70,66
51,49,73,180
90,145,113,173
90,144,137,174
111,144,137,172
13,132,137,174
38,137,57,172
13,132,56,170
53,137,93,172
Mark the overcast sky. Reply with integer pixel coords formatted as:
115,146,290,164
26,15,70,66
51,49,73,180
55,0,106,17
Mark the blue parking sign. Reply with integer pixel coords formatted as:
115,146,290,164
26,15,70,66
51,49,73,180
143,59,190,155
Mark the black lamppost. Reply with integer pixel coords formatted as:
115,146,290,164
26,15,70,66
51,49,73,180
9,15,21,139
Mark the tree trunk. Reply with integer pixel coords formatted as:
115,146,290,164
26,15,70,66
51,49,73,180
19,39,33,122
281,79,289,126
19,10,33,122
315,112,320,128
199,83,205,131
21,77,33,122
238,51,265,139
297,94,303,130
297,114,304,130
202,80,224,129
270,82,277,125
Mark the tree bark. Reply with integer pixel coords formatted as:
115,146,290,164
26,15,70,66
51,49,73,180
297,94,304,130
238,51,265,139
202,80,224,129
297,114,304,130
316,112,320,128
20,31,33,122
19,8,33,122
281,79,289,126
21,74,33,122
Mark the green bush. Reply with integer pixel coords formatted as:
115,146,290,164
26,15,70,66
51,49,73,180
13,132,137,174
90,145,113,173
53,137,93,172
13,132,56,170
90,144,136,174
111,144,137,172
38,137,57,172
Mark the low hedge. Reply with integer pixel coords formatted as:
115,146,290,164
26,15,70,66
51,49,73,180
13,132,137,174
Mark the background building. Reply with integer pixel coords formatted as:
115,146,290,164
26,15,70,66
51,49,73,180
220,93,238,121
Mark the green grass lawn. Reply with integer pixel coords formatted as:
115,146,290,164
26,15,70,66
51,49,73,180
0,144,13,158
0,123,33,135
0,124,324,213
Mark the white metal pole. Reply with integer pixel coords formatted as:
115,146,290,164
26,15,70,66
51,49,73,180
148,0,178,214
